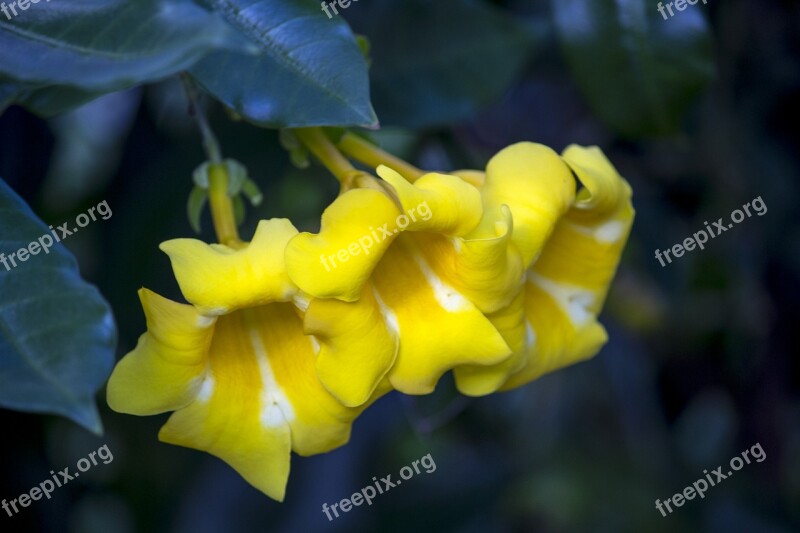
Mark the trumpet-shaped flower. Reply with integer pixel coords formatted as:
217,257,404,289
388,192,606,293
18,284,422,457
107,139,633,503
285,142,633,400
107,219,387,501
285,169,515,402
452,143,635,394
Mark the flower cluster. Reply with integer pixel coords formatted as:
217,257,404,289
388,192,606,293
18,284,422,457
106,141,634,501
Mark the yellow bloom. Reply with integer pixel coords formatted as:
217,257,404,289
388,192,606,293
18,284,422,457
285,169,514,400
107,219,387,501
107,138,633,503
453,143,635,394
285,141,633,400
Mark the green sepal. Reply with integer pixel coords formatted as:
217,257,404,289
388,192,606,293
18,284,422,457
187,186,208,234
242,179,263,206
232,195,246,226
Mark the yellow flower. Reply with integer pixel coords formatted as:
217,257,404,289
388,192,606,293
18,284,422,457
106,219,387,501
285,142,633,400
285,169,514,403
453,143,635,394
107,138,633,503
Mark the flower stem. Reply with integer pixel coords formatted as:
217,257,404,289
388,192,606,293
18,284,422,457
182,74,241,246
294,127,358,183
208,163,243,247
182,74,222,165
337,132,424,182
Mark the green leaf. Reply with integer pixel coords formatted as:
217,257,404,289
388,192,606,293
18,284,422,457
0,0,244,111
187,186,208,234
2,81,108,117
352,0,535,128
551,0,715,136
190,0,377,128
0,179,116,434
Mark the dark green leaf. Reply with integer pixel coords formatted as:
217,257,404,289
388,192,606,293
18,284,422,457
551,0,715,136
6,83,108,117
351,0,535,128
0,0,244,109
0,179,116,433
190,0,376,128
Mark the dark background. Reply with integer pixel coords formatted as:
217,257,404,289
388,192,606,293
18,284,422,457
0,0,798,531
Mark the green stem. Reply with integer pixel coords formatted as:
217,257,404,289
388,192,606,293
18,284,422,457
294,128,358,183
182,74,222,165
182,74,240,246
337,133,424,182
208,163,242,247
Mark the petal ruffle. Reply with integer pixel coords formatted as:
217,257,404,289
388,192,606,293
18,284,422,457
376,166,483,237
415,204,524,314
285,188,401,301
482,142,576,267
160,219,299,315
371,234,512,394
106,289,213,415
500,145,634,390
303,284,398,407
454,291,530,396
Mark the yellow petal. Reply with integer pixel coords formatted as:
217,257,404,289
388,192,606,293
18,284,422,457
454,291,529,396
534,145,634,308
106,289,213,415
453,169,485,190
157,306,292,501
238,303,377,456
285,188,401,301
377,166,483,236
562,144,631,218
159,302,375,500
371,235,512,394
160,219,299,315
415,204,524,314
482,142,576,266
499,276,609,390
303,284,398,407
500,145,634,390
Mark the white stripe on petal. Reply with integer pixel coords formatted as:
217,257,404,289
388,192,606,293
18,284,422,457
568,219,626,243
411,250,472,313
196,315,216,328
246,326,295,428
372,284,400,337
197,372,215,402
528,272,596,327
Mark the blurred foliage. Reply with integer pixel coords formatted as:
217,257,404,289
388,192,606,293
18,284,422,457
551,0,715,136
0,181,115,433
348,0,536,128
0,0,798,532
